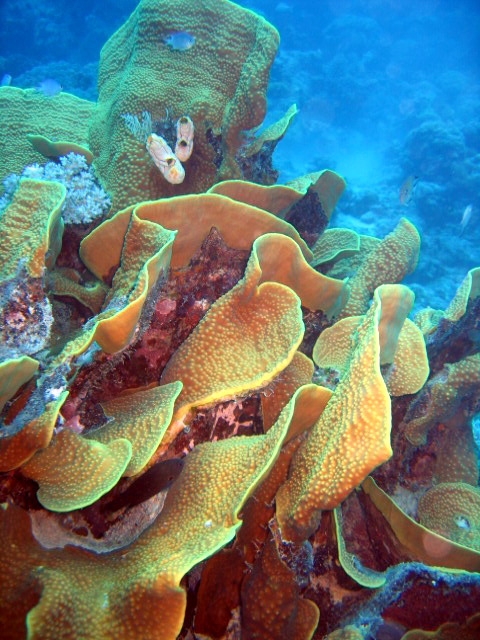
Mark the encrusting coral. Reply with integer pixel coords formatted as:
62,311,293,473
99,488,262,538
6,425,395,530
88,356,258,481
0,1,480,638
417,482,480,551
0,179,66,281
0,87,94,191
89,0,281,211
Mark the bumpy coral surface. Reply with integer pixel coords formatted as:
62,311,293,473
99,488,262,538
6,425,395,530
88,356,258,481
89,0,280,211
0,87,94,191
0,2,479,639
1,154,110,225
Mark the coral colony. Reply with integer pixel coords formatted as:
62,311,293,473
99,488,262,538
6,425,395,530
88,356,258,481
0,1,479,639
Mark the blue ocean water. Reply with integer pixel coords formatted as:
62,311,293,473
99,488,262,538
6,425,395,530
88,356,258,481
1,0,478,310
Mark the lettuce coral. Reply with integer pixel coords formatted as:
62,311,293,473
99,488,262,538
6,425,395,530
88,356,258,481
0,1,479,639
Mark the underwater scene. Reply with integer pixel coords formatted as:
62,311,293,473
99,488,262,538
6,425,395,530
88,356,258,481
0,0,479,638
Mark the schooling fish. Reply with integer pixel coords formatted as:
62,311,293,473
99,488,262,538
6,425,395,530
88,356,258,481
460,203,473,236
399,174,418,205
163,31,195,51
36,78,62,97
103,458,184,512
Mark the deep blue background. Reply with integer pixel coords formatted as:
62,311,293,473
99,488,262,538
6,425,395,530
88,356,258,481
1,0,479,308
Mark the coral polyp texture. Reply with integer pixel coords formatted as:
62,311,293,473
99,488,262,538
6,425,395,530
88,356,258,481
89,0,281,212
1,1,480,639
0,87,95,190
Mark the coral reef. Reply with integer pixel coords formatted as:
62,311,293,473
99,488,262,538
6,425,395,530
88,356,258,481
1,153,111,224
88,0,281,211
0,88,95,191
1,166,478,638
0,2,479,639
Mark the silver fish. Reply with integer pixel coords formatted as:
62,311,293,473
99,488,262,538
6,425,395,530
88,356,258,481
36,79,62,97
163,31,195,51
399,174,418,205
454,515,470,530
460,204,473,235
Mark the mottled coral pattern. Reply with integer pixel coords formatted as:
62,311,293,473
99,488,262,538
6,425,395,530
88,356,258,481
0,1,479,638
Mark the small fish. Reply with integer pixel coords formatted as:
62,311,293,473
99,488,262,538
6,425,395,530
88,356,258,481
275,2,293,11
454,515,470,530
163,31,195,51
399,174,418,205
36,78,62,97
460,204,473,235
103,458,184,512
1,73,12,87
